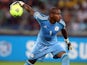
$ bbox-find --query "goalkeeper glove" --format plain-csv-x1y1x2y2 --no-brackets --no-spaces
64,38,72,50
18,1,25,6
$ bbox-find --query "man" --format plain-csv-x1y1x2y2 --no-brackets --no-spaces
17,1,72,65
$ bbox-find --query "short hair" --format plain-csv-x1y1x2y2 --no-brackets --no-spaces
49,7,60,13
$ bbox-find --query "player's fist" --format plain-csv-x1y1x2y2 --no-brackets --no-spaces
67,42,72,50
18,1,25,6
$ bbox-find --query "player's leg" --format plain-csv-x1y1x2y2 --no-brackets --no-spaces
61,52,69,65
24,43,38,65
24,42,47,65
24,54,46,65
51,44,70,65
56,52,70,65
24,59,37,65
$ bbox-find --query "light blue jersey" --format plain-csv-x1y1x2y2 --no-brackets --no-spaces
29,12,66,60
34,12,66,45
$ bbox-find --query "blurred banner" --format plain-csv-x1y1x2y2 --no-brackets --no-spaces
0,35,87,62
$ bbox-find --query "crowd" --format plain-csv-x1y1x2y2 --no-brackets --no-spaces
0,0,87,35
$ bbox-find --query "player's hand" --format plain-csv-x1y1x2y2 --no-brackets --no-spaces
67,42,72,50
64,38,72,50
10,1,19,7
18,1,25,6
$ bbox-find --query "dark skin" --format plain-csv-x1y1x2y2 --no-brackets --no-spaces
20,3,71,64
49,8,62,24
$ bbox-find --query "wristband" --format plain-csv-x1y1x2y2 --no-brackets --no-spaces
64,38,70,44
18,1,25,6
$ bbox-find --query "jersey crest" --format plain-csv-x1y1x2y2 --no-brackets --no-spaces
55,26,59,31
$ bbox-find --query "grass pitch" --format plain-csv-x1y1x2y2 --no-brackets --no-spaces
0,61,87,65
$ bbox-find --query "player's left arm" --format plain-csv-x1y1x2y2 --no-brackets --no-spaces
61,28,72,50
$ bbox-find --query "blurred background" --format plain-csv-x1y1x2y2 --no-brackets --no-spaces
0,0,87,65
0,0,87,35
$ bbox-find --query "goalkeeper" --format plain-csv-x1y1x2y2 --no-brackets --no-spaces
18,1,72,65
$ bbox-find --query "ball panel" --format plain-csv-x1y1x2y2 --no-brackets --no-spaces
10,3,23,17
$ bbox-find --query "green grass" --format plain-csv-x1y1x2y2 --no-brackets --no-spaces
0,61,87,65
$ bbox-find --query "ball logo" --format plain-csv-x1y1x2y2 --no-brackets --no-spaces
0,41,12,57
15,8,19,12
55,26,59,31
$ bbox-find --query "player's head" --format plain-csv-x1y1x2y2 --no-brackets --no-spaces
49,7,62,22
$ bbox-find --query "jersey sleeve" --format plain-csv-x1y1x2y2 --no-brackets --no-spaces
33,12,48,24
33,12,41,19
59,19,66,29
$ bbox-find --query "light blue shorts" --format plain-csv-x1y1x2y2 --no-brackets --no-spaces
28,42,66,60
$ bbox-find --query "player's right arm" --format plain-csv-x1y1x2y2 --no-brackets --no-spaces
18,1,34,16
18,1,48,24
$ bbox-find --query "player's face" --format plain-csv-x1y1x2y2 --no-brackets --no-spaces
49,9,62,22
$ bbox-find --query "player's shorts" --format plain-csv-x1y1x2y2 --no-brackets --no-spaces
28,42,66,60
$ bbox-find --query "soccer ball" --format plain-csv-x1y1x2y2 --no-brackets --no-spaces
10,3,23,17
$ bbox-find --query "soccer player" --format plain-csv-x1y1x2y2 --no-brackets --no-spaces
18,1,72,65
